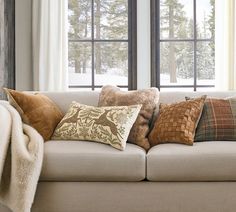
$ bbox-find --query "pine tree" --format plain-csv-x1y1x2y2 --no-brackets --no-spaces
160,0,189,83
68,0,91,73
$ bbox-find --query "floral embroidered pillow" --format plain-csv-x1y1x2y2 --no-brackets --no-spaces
52,102,141,150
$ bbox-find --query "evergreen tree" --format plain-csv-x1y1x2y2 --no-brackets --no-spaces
160,0,189,83
68,0,91,73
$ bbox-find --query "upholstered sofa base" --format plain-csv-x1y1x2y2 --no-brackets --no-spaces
1,181,236,212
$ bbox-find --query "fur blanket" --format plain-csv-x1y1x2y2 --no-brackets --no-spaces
0,101,44,212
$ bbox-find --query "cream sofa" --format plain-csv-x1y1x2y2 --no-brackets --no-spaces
1,91,236,212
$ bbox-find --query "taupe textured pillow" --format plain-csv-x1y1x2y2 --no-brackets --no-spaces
98,85,159,150
3,88,63,141
52,102,141,150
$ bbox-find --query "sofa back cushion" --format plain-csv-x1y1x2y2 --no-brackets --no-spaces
159,91,236,104
36,91,236,114
39,91,100,113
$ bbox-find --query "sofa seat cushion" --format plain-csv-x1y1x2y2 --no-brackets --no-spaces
147,141,236,181
40,140,146,182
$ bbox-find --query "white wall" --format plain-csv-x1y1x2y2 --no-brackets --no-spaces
15,0,150,90
15,0,33,90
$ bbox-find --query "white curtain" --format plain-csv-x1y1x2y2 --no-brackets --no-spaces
215,0,236,90
32,0,68,91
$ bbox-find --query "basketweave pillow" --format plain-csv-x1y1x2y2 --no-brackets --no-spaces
98,85,159,150
187,97,236,141
148,96,206,146
3,88,63,141
52,102,141,150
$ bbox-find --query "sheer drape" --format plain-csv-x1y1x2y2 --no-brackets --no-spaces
32,0,68,91
215,0,236,90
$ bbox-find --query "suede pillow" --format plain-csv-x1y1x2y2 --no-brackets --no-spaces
98,85,159,150
148,96,206,146
52,102,141,150
3,88,63,141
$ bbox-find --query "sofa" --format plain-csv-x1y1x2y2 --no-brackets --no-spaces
1,90,236,212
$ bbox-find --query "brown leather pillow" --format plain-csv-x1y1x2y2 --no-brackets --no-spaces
148,96,206,146
3,88,63,141
98,85,160,150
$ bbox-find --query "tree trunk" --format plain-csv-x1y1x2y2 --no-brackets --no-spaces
169,4,177,83
75,59,81,73
82,4,89,74
95,0,102,74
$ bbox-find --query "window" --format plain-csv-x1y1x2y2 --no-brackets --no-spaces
151,0,215,91
68,0,137,90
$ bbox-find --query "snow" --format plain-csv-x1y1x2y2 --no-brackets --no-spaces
69,73,128,86
160,73,215,86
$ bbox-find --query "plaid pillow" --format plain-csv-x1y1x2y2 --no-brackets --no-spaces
194,97,236,141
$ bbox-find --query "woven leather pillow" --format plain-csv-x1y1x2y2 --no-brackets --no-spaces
192,97,236,141
148,96,206,146
98,85,159,150
3,88,63,141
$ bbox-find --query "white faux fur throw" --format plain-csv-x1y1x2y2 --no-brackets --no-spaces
0,101,44,212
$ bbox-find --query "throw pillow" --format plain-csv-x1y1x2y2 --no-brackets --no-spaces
98,85,159,150
52,102,141,150
3,88,63,141
191,97,236,141
148,96,206,146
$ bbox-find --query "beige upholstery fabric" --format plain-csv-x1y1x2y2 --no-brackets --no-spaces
2,182,236,212
39,91,100,113
31,182,236,212
147,141,236,181
158,91,236,104
40,141,146,181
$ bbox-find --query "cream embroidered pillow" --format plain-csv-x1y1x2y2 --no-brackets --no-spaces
52,102,141,150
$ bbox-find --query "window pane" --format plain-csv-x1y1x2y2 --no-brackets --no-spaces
69,88,93,91
68,0,92,39
94,42,128,86
160,87,194,91
160,0,193,39
196,87,215,91
197,41,215,85
69,42,92,86
95,87,128,91
196,0,214,39
160,42,194,86
94,0,128,39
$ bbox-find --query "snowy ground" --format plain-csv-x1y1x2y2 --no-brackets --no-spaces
69,72,214,85
69,72,128,86
160,73,215,86
68,69,215,91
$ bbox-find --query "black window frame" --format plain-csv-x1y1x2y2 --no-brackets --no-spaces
68,0,137,90
151,0,215,91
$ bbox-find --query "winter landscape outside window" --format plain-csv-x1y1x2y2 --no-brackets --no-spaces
68,0,137,90
151,0,215,91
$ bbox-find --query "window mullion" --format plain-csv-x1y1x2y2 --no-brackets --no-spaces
193,0,197,91
91,0,95,90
